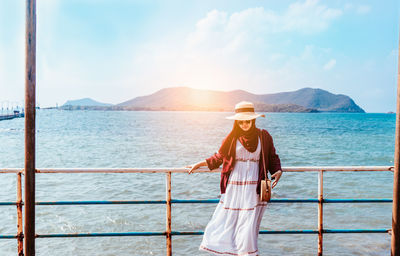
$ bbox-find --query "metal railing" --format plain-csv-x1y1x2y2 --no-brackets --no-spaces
0,166,394,256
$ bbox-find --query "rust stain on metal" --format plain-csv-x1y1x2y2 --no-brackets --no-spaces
318,170,324,256
25,0,37,255
391,26,400,256
17,172,24,256
166,172,172,256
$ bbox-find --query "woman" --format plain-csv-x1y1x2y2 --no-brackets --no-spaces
187,101,282,256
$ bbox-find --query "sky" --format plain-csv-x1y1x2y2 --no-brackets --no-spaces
0,0,399,112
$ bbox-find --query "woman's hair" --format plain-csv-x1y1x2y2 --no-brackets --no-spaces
218,119,259,159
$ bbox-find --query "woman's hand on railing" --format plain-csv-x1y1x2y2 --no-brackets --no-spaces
186,161,207,174
271,170,282,188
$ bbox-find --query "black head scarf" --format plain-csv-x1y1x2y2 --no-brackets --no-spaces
217,119,260,173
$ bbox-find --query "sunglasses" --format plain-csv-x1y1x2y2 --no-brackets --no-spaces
238,120,251,125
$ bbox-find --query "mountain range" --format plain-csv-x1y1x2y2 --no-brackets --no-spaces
62,87,365,113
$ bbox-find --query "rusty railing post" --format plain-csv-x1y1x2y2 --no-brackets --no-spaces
17,172,24,256
318,170,324,256
166,172,172,256
392,26,400,256
25,0,36,255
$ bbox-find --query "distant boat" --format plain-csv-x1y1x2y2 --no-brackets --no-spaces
14,110,25,117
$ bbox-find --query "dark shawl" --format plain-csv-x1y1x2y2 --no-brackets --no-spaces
206,121,281,194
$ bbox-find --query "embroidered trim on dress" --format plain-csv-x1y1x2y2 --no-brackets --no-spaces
228,180,258,185
218,201,267,210
200,245,258,255
224,206,255,211
235,158,259,162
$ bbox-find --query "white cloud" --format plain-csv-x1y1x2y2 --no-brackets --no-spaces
344,3,353,11
283,0,342,33
356,5,371,15
0,0,369,108
343,3,371,15
187,0,342,52
172,0,344,94
103,0,346,102
323,59,336,70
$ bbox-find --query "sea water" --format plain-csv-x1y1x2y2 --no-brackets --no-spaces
0,110,395,255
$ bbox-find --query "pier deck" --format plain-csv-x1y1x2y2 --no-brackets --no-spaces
0,112,24,121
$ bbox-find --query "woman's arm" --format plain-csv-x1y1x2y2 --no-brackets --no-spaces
187,161,207,174
187,150,225,174
187,137,226,174
271,170,282,188
205,152,224,170
268,136,282,175
265,130,282,188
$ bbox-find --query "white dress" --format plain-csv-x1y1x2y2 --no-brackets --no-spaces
200,138,267,256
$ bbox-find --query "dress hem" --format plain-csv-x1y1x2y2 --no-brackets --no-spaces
199,245,258,256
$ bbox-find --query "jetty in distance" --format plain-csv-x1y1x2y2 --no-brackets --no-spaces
0,109,24,121
0,101,26,121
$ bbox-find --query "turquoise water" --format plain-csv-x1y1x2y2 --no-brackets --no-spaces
0,110,395,255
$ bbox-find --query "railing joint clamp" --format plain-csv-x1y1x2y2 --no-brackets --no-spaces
16,232,24,239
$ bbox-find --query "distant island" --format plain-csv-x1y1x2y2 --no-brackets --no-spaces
63,98,113,107
60,87,365,113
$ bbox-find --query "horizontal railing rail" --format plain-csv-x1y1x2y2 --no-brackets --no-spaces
0,198,393,206
0,166,394,173
0,166,394,256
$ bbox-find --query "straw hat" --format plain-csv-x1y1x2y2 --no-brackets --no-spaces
226,101,265,120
